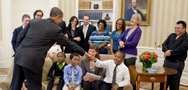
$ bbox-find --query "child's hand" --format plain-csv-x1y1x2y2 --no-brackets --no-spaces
83,76,89,81
111,84,119,90
89,77,95,82
53,78,60,85
68,85,72,90
72,84,78,90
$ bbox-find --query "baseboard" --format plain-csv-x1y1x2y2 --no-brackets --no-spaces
0,61,12,68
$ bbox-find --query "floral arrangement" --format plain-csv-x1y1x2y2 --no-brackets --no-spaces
139,51,158,64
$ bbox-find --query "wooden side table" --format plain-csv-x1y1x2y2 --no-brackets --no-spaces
129,65,177,90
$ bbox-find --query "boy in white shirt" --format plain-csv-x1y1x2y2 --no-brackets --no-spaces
92,51,130,90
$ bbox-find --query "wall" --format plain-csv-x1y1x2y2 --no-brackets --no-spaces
0,0,2,41
59,0,77,25
11,0,51,32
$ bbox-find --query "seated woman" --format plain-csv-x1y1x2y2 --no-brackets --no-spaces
88,19,110,54
110,18,126,55
64,16,82,53
81,44,103,90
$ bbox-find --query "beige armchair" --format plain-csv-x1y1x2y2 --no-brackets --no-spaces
0,54,133,90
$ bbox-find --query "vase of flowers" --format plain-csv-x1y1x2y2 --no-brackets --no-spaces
139,51,158,69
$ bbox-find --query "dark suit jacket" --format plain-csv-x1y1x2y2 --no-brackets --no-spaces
11,26,23,52
57,20,66,51
64,27,82,53
124,8,145,21
15,18,85,74
162,32,188,61
58,20,66,34
81,59,103,80
79,24,96,51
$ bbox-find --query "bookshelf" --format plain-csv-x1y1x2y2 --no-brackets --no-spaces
76,0,114,33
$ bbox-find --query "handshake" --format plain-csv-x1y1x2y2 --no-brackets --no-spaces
85,53,96,62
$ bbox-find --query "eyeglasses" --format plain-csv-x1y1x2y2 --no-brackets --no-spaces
116,23,122,26
36,14,42,17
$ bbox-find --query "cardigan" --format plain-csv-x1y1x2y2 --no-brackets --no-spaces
118,27,142,55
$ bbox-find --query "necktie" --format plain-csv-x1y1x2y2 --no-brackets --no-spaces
112,65,117,87
84,26,87,39
72,67,75,84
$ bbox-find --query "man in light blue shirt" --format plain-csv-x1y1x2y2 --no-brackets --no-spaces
63,53,82,90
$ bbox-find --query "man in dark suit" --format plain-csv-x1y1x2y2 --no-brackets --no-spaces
11,14,31,52
124,0,145,21
58,20,66,51
10,7,91,90
79,15,96,51
160,21,188,90
58,20,66,33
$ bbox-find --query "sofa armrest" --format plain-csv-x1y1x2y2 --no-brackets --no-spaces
42,82,47,90
123,84,133,90
0,81,10,90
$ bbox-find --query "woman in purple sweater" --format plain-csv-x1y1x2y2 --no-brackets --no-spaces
118,14,142,67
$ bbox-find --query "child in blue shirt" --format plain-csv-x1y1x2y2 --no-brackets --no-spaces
63,53,82,90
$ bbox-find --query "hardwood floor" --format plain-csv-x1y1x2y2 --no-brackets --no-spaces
0,68,188,90
140,82,188,90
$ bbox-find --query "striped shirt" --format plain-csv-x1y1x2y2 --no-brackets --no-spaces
89,30,110,54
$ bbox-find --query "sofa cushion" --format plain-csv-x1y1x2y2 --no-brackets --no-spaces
42,57,52,81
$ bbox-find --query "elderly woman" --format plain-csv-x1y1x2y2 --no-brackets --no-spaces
110,18,126,55
118,14,142,67
89,19,110,54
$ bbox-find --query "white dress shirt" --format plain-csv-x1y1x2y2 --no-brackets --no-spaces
83,24,89,33
83,24,89,38
132,7,138,14
95,59,130,87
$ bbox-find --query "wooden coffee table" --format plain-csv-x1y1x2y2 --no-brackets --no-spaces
129,65,177,90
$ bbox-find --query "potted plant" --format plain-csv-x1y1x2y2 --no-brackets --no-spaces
139,51,158,68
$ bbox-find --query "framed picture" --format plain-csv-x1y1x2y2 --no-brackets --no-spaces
121,0,151,25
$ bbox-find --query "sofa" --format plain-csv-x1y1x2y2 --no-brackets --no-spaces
0,54,133,90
